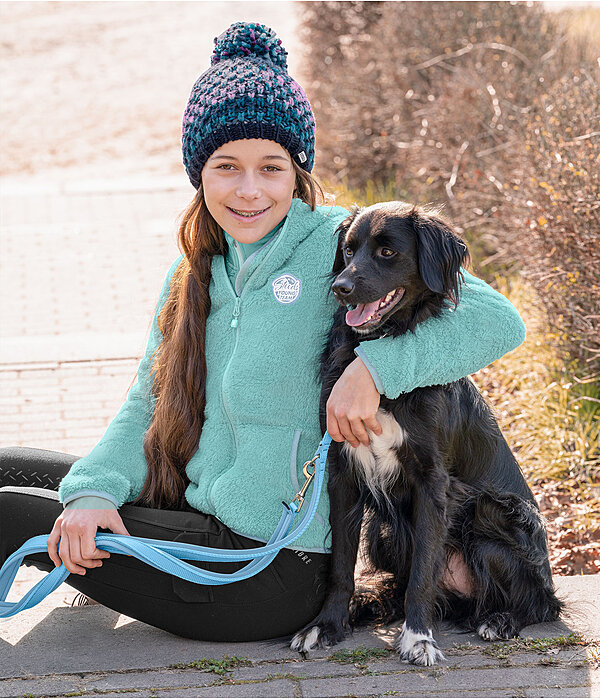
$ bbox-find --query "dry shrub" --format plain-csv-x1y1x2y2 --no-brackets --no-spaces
299,0,599,372
508,68,599,370
301,1,579,200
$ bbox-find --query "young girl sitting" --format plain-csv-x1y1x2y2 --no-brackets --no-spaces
0,21,526,642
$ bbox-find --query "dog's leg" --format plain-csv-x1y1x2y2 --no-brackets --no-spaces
291,443,362,653
464,493,563,640
394,455,447,666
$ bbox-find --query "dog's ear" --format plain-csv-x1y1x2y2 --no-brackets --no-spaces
412,209,470,306
332,206,361,274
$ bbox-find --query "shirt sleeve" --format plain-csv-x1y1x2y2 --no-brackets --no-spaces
57,255,185,507
354,269,526,399
64,495,118,510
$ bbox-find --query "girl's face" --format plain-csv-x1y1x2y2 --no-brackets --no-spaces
201,139,296,244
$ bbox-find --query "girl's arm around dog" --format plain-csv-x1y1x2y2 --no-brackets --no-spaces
354,270,526,399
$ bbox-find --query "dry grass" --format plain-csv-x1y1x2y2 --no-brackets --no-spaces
473,273,600,575
557,6,600,57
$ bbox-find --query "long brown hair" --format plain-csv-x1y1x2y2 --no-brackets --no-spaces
133,161,327,508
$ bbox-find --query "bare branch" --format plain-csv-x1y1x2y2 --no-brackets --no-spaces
446,141,469,199
476,140,519,157
414,42,532,71
564,131,600,144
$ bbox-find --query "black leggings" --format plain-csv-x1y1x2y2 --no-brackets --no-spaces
0,446,331,641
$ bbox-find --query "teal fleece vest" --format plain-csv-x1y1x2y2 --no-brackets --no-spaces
58,198,526,552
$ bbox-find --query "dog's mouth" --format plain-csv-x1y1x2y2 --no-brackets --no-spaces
345,287,406,329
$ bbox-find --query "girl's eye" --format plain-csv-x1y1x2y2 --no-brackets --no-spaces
380,248,397,258
216,164,282,172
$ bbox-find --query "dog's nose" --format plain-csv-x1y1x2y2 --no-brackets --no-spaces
332,278,355,298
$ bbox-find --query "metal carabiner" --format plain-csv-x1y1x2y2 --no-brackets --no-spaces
290,454,319,512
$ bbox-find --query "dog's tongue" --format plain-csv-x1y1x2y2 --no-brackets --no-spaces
345,299,381,327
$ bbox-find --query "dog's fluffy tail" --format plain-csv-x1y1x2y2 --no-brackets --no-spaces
349,574,405,626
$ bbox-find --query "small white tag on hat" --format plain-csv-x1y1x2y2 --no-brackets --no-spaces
297,151,307,164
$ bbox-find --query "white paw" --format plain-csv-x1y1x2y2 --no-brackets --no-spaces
477,622,501,641
290,625,321,653
394,622,445,666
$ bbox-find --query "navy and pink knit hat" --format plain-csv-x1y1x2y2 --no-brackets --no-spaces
182,22,316,190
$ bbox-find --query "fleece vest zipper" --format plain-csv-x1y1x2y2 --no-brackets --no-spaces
213,228,286,511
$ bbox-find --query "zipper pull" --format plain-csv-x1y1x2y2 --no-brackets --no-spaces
231,297,241,328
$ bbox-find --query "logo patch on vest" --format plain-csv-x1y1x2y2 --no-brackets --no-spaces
272,274,301,304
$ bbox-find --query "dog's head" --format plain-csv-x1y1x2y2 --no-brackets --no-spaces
330,202,470,335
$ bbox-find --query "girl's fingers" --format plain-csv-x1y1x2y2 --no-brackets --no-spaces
363,415,383,436
47,524,62,568
337,417,359,448
80,532,110,561
326,410,343,443
107,511,131,537
59,532,86,576
349,418,370,447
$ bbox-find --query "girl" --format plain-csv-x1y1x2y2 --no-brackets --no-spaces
0,22,526,642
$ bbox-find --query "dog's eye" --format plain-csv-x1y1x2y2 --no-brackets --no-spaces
380,248,397,258
344,247,354,257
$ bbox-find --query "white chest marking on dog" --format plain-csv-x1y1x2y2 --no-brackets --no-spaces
342,409,407,502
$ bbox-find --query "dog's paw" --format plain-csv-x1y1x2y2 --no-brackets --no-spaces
290,625,323,653
290,619,348,654
394,622,445,666
477,612,518,641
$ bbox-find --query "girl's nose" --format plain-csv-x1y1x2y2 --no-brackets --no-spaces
235,172,261,199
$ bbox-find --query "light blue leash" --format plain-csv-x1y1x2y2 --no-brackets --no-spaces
0,432,332,618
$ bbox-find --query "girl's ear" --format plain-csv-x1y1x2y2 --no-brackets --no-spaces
332,206,361,274
412,210,470,306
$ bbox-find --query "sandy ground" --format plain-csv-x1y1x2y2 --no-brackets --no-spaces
0,1,302,180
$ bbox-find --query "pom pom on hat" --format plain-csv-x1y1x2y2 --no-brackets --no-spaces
211,22,288,70
182,21,315,189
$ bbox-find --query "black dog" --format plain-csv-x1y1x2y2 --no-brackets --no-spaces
291,202,562,665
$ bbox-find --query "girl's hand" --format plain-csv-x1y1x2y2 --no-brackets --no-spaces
327,357,383,448
47,509,130,575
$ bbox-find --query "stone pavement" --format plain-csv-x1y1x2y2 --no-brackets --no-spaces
1,170,599,697
0,568,598,698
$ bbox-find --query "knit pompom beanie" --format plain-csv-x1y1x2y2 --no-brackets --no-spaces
181,22,316,190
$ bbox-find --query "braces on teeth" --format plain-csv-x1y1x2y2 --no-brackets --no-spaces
230,207,267,217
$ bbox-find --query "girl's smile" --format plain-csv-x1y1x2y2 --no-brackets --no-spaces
201,139,296,244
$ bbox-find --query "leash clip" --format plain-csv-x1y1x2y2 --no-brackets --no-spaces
290,455,319,512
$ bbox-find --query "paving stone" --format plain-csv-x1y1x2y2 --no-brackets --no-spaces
378,691,519,698
230,657,358,682
79,668,221,692
298,664,592,696
367,652,501,672
523,688,592,698
144,678,298,697
0,675,82,698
